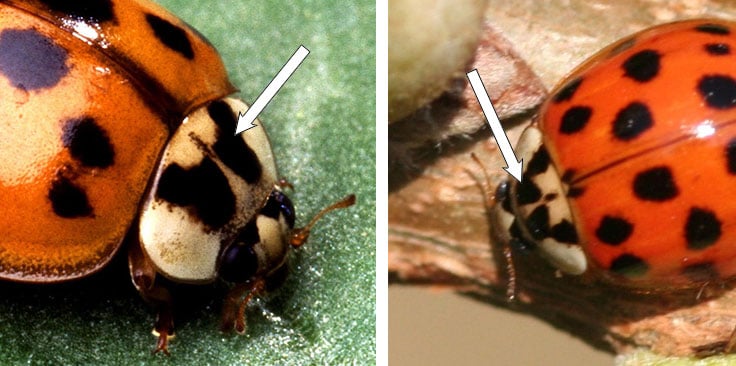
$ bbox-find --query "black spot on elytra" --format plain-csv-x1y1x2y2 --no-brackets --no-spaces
726,138,736,174
38,0,115,23
567,186,585,198
685,207,722,250
49,175,92,218
561,170,576,183
526,205,550,241
62,117,114,168
695,23,731,35
550,220,579,243
622,50,660,82
562,170,586,196
633,166,679,201
609,253,649,278
699,75,736,109
207,101,263,184
681,262,719,282
559,106,592,134
0,29,68,90
145,13,194,59
595,215,633,245
552,77,582,103
260,190,296,228
525,147,550,177
155,157,235,229
608,37,636,58
612,102,653,141
219,220,260,283
705,43,731,55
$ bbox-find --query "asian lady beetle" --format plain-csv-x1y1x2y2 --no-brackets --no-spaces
492,19,736,288
0,0,353,355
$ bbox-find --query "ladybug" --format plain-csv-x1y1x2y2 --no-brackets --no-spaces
492,19,736,288
0,0,354,354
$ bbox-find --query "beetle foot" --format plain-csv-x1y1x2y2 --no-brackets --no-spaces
151,328,174,356
221,279,265,334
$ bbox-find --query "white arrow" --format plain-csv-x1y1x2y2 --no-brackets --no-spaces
466,69,523,182
235,45,310,135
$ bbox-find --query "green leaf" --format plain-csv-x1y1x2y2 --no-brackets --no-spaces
0,1,375,364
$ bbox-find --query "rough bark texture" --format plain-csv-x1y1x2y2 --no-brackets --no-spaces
389,0,736,358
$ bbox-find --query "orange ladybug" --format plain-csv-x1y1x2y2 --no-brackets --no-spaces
0,0,353,354
493,19,736,287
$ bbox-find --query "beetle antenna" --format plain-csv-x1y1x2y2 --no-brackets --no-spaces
290,194,356,247
470,153,518,302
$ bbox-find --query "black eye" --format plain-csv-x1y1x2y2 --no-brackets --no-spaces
220,243,258,283
219,220,260,283
261,190,295,228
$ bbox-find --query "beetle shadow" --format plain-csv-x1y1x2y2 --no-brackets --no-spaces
0,248,222,347
0,242,324,358
0,249,136,304
473,219,736,355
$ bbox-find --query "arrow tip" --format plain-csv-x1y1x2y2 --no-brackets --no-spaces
504,159,523,183
235,111,258,135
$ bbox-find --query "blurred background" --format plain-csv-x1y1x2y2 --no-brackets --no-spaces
389,287,612,365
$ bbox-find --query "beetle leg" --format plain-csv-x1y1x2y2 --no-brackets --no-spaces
128,238,174,355
221,278,265,334
277,177,294,191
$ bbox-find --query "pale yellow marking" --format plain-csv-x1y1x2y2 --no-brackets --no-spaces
515,126,587,275
139,202,220,282
139,98,278,282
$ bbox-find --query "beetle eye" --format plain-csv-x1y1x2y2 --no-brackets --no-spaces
220,243,258,283
261,190,295,228
219,222,259,283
